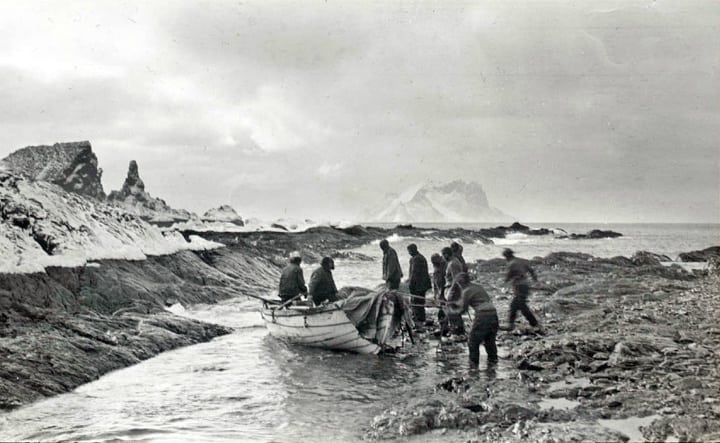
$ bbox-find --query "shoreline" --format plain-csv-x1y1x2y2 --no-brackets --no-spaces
1,227,718,441
367,250,720,442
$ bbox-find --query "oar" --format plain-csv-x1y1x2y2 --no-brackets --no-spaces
277,293,304,310
244,293,281,305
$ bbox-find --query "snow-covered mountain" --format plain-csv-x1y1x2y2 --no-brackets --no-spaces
365,180,511,223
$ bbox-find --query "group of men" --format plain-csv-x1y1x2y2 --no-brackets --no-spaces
380,240,541,368
277,240,541,368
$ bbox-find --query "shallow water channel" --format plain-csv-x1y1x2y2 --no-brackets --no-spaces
0,293,510,442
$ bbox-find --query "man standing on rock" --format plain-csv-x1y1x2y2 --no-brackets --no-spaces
380,239,403,290
407,243,432,329
278,251,308,303
502,248,541,331
447,273,499,368
309,257,339,305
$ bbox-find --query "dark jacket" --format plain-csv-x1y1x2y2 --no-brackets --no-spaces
460,283,497,328
383,247,403,282
408,253,432,294
278,263,307,298
309,267,338,305
505,258,538,287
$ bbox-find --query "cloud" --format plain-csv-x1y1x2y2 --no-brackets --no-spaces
0,0,717,222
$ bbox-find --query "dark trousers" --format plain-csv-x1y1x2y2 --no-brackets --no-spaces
386,277,401,290
468,311,499,365
446,283,465,334
409,289,426,323
448,313,465,335
509,284,538,327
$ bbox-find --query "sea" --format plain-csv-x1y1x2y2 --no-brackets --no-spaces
0,223,717,443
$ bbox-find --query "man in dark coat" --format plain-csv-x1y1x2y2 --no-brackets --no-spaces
309,257,339,305
503,248,540,331
380,239,403,289
447,272,498,368
278,251,308,303
406,243,432,326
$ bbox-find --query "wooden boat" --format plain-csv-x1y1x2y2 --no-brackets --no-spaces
260,291,409,354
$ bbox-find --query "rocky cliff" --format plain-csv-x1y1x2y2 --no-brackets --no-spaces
0,141,105,199
107,160,192,224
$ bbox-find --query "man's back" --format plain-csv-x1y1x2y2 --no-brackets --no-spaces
409,253,431,292
462,283,496,314
505,258,537,286
279,263,305,297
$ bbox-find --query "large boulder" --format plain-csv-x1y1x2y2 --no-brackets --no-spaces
679,246,720,262
201,205,244,226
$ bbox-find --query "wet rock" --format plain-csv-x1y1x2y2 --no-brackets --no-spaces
630,251,671,266
678,246,720,262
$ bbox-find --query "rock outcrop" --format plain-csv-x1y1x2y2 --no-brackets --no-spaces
679,246,720,262
1,141,105,199
201,205,244,226
107,160,192,225
0,169,216,274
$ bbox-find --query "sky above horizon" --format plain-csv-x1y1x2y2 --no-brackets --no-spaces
0,0,718,223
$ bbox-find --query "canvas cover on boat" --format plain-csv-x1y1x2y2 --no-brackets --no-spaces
342,288,411,343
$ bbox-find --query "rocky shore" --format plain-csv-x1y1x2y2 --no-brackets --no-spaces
0,221,543,411
367,250,720,442
0,219,646,413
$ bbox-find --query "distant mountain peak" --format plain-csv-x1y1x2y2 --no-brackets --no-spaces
202,205,244,226
365,180,510,223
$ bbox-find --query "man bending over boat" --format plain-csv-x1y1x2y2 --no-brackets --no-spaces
278,251,308,303
447,273,499,368
380,239,403,290
309,257,339,305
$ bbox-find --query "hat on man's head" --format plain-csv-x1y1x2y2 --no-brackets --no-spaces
502,248,514,259
289,251,302,259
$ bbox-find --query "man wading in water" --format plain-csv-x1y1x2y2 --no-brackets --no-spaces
447,273,499,368
502,248,543,332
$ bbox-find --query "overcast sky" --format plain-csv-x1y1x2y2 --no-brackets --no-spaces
0,0,718,223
